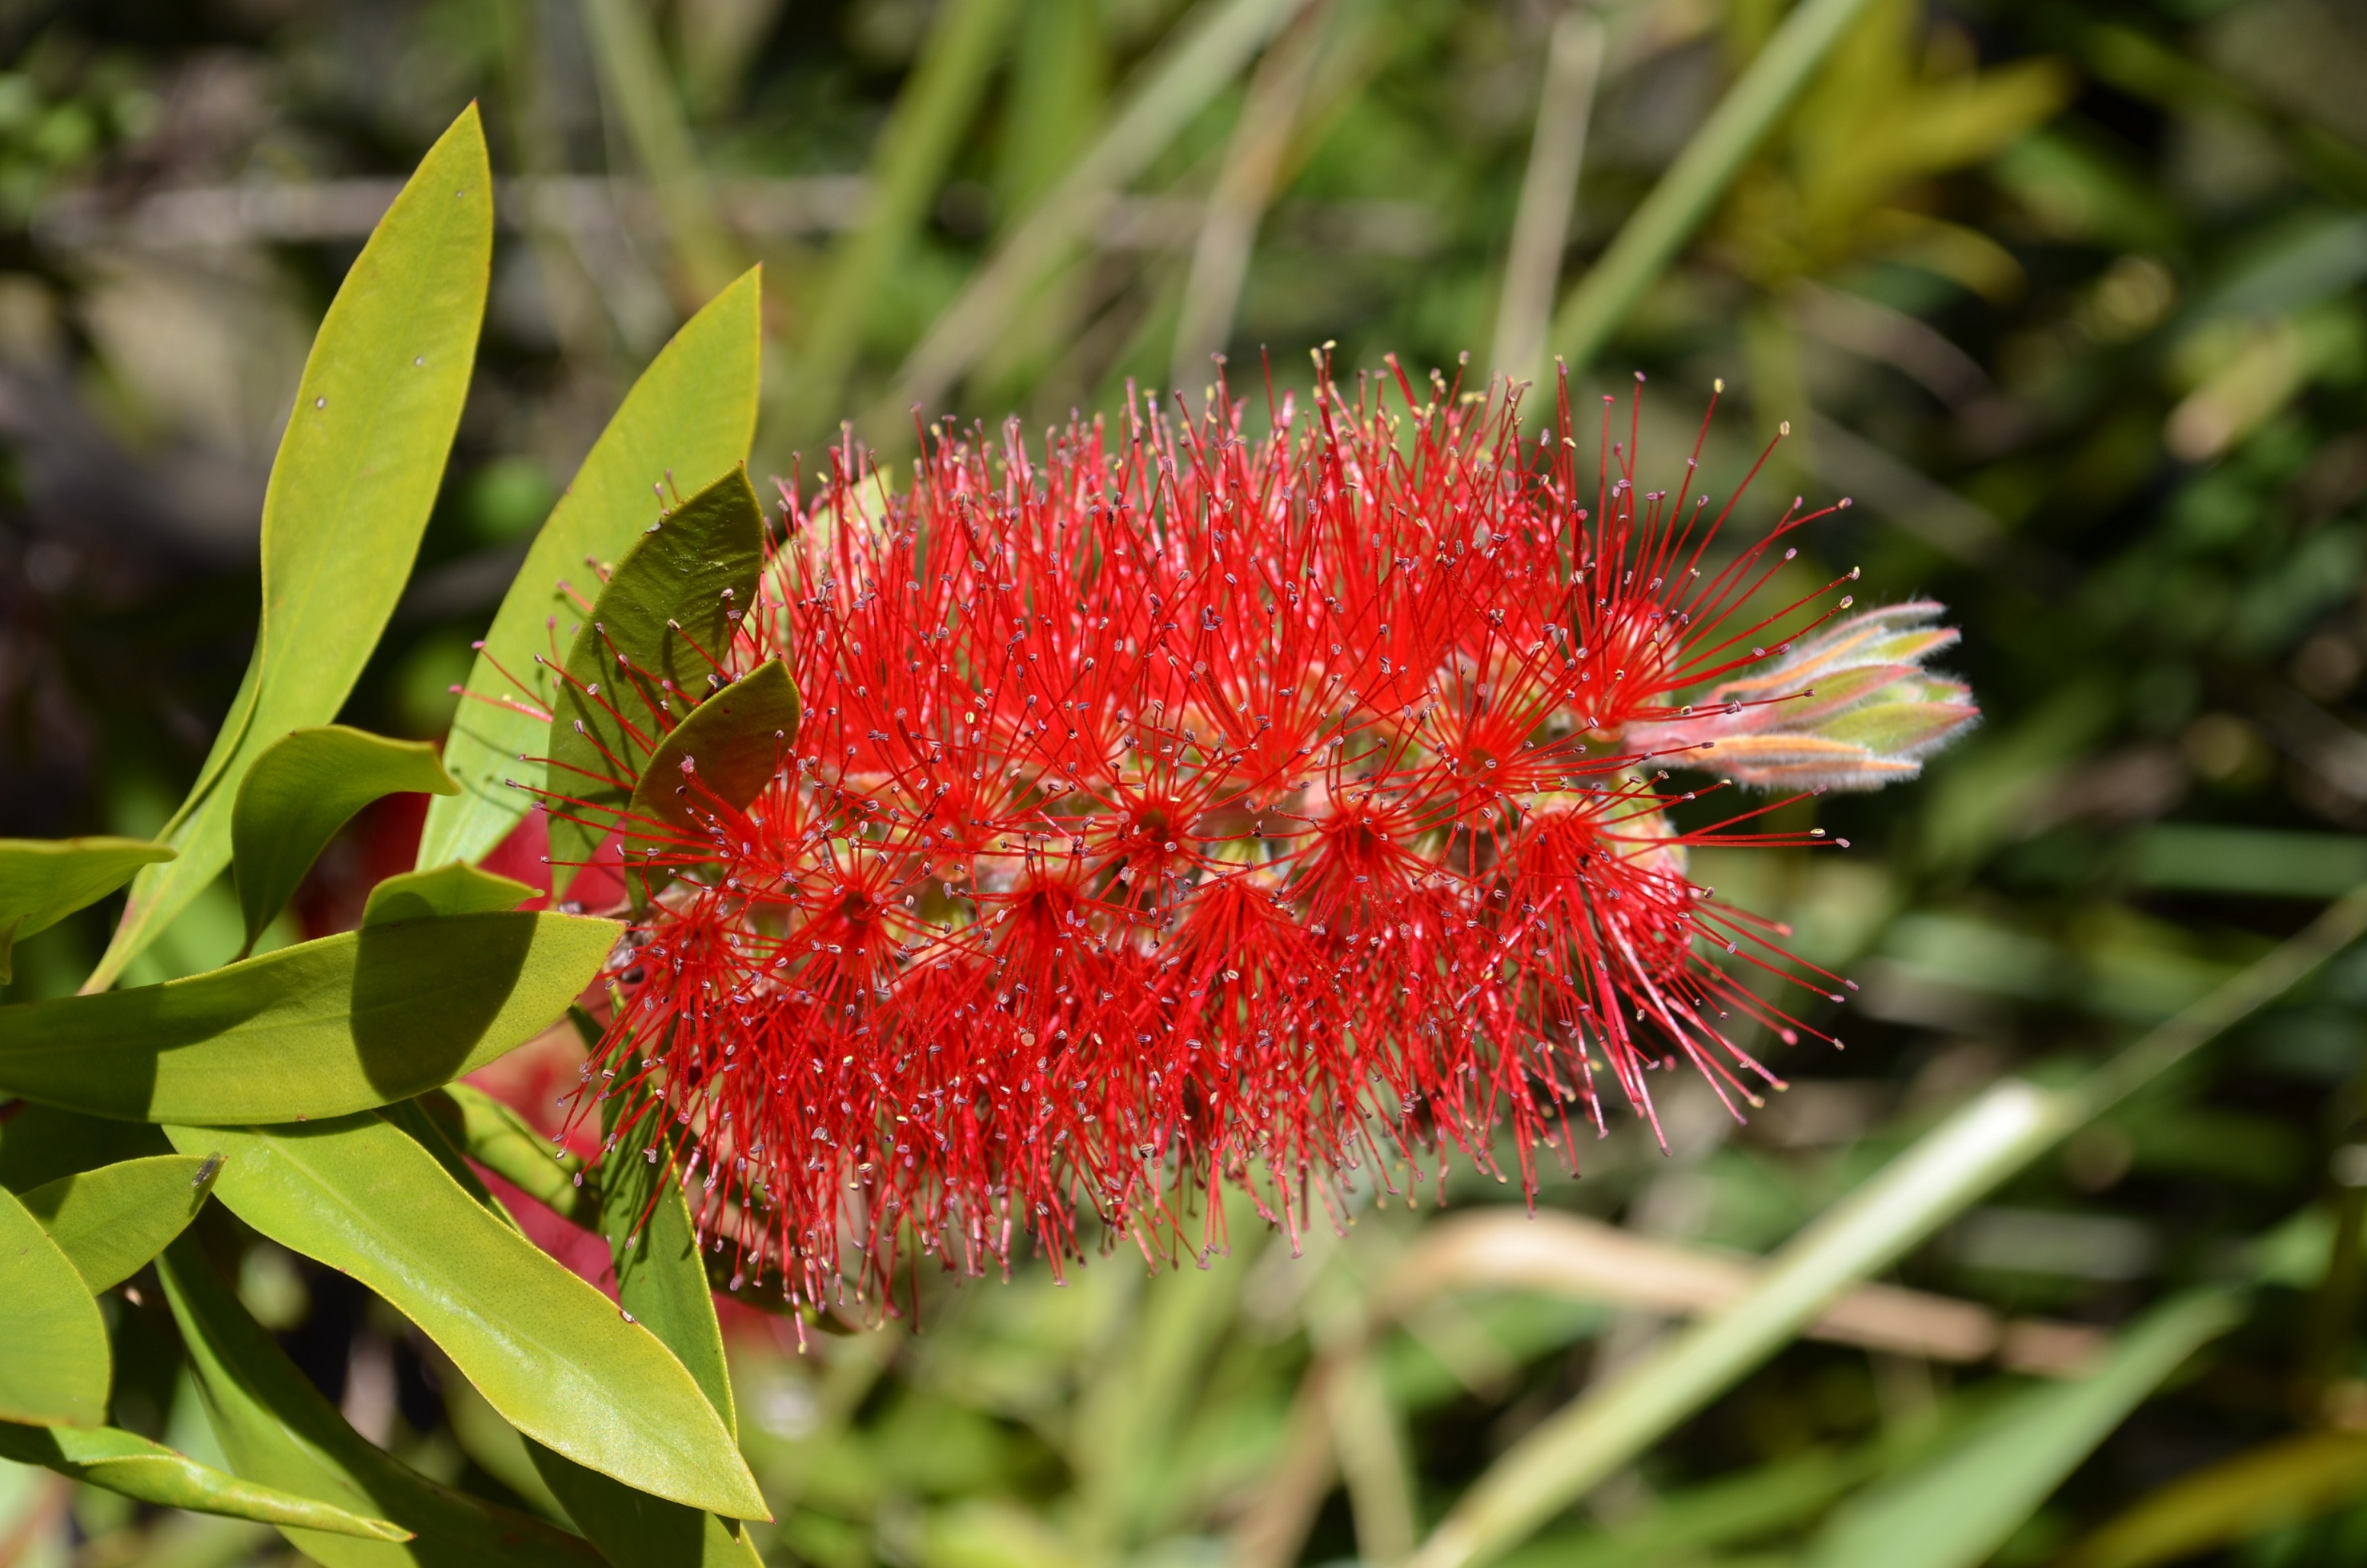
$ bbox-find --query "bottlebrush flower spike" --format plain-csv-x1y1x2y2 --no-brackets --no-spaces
1624,601,1978,790
540,362,1975,1315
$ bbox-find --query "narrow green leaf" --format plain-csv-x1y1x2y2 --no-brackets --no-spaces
628,658,800,844
1547,0,1883,375
400,1092,766,1568
417,1083,592,1224
2060,1430,2367,1568
520,1099,767,1568
92,105,493,990
1802,1289,2248,1568
0,1182,109,1427
599,1098,737,1438
20,1153,212,1293
0,1418,412,1541
234,726,457,956
167,1113,768,1519
0,838,175,981
545,467,764,892
156,1236,601,1567
0,912,615,1125
421,273,764,872
531,1455,767,1568
364,864,538,927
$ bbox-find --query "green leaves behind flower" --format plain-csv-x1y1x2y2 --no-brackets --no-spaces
0,1419,412,1542
0,1181,109,1427
416,1081,592,1224
0,836,174,983
1628,600,1978,790
92,106,492,991
166,1111,768,1520
628,657,800,846
545,467,765,893
233,725,457,956
0,912,615,1124
422,269,765,872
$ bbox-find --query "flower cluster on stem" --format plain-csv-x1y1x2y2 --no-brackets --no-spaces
552,360,1974,1315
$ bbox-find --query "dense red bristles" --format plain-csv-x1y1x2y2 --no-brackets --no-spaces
549,364,1888,1316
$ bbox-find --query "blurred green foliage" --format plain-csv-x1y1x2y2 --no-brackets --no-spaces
6,0,2367,1563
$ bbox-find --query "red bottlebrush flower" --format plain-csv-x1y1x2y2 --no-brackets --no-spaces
548,363,1975,1315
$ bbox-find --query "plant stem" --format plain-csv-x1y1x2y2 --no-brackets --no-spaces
1547,0,1880,378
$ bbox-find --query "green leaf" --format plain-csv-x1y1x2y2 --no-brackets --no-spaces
544,467,764,892
407,1087,764,1568
416,1083,592,1224
0,1181,109,1427
234,726,457,956
599,1097,737,1438
166,1112,768,1520
2060,1430,2367,1568
19,1153,213,1292
0,912,614,1125
90,105,493,991
1802,1289,2248,1568
531,1456,768,1568
521,1101,767,1568
421,272,765,872
156,1236,601,1567
364,864,538,927
0,1418,412,1541
0,837,175,983
627,658,800,844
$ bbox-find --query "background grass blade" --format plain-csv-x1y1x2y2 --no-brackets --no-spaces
1489,7,1603,388
231,727,455,956
168,1113,768,1519
1405,883,2367,1568
156,1236,602,1566
1403,1081,2070,1568
786,0,1019,439
420,270,764,872
90,105,492,990
1801,1289,2247,1568
580,0,740,302
0,1419,412,1541
1547,0,1881,378
18,1153,211,1292
0,912,615,1124
2059,1430,2367,1568
0,1182,110,1428
881,0,1309,427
